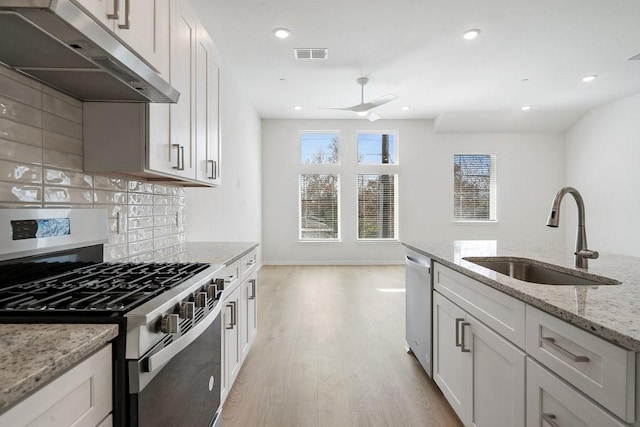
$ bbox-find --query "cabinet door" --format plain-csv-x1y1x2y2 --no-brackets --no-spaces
222,285,241,402
169,0,196,179
433,292,469,423
114,0,170,75
194,29,221,185
468,315,526,427
75,0,114,28
240,274,257,359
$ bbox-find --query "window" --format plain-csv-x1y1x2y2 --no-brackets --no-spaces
299,174,339,240
300,132,338,164
453,154,496,221
358,174,397,239
357,132,396,164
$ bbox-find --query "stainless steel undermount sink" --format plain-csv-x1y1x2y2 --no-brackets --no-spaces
462,256,621,286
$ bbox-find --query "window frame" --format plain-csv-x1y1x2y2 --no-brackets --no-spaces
453,153,497,223
298,131,341,166
298,173,341,242
356,130,399,165
356,173,399,241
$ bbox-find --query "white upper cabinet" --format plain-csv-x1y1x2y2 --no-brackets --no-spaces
194,28,221,185
83,0,223,187
76,0,170,76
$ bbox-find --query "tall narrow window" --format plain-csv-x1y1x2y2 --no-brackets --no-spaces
453,154,496,221
358,174,397,239
300,133,338,164
299,174,339,240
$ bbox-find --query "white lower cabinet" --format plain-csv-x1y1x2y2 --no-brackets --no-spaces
0,344,112,427
527,358,627,427
433,291,526,427
222,284,241,402
240,272,258,359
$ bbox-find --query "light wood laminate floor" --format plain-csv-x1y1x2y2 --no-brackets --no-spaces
222,265,462,427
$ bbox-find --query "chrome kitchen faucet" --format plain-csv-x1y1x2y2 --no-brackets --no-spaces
546,187,599,268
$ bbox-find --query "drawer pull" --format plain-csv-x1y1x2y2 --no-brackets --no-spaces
542,413,561,427
542,337,590,362
460,322,471,352
455,318,464,347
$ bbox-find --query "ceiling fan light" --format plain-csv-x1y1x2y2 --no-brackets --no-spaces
356,111,368,116
366,112,381,122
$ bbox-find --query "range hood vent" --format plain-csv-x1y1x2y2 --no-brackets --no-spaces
0,1,179,103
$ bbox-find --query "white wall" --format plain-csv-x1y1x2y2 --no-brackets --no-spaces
262,119,565,264
185,69,262,253
565,92,640,256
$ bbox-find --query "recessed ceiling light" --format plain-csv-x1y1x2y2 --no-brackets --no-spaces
401,105,411,111
582,75,598,83
521,105,532,111
463,29,481,40
293,105,302,111
273,28,291,39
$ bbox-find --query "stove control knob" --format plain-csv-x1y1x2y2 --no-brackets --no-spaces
161,314,180,334
180,301,195,319
207,284,219,300
196,292,208,308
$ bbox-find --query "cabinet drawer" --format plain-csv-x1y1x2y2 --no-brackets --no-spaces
239,250,257,278
223,262,240,288
1,345,112,427
527,358,627,427
434,263,526,348
526,306,635,422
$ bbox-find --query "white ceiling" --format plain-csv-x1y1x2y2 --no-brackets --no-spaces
190,0,640,132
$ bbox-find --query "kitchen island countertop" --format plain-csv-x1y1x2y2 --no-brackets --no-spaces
0,323,119,413
404,240,640,352
185,242,258,265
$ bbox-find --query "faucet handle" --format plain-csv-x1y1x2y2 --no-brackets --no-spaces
575,249,599,259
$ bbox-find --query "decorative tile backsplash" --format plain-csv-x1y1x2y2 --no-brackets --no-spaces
0,65,186,262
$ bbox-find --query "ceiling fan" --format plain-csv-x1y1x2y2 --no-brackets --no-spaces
326,77,398,121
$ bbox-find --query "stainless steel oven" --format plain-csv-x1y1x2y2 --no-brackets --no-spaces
0,209,225,427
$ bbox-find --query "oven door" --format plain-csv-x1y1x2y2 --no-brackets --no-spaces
128,307,222,427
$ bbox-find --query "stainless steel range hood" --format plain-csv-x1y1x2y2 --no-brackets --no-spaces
0,0,179,103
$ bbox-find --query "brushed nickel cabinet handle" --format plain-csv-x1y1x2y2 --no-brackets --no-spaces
226,302,236,329
542,413,561,427
207,160,217,179
231,301,237,327
107,0,119,19
542,337,590,362
460,322,471,352
172,144,181,170
179,146,185,170
118,0,130,29
455,318,464,347
248,279,256,300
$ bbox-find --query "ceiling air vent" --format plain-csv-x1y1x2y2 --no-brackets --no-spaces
628,53,640,61
294,48,328,59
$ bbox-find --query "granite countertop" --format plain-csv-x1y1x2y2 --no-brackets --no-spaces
185,242,258,266
403,240,640,352
0,323,118,413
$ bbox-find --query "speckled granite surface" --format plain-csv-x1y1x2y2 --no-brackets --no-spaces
185,242,258,265
0,323,118,413
403,240,640,351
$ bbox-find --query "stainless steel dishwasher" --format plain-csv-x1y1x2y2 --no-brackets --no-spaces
405,249,432,377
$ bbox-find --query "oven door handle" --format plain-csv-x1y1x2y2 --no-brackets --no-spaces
146,305,221,373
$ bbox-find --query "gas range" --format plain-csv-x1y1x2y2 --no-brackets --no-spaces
0,209,225,427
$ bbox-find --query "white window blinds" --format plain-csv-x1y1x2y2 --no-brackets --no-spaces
299,174,339,240
453,154,496,221
358,174,397,239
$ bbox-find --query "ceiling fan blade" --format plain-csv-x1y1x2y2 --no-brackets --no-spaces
367,94,398,109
